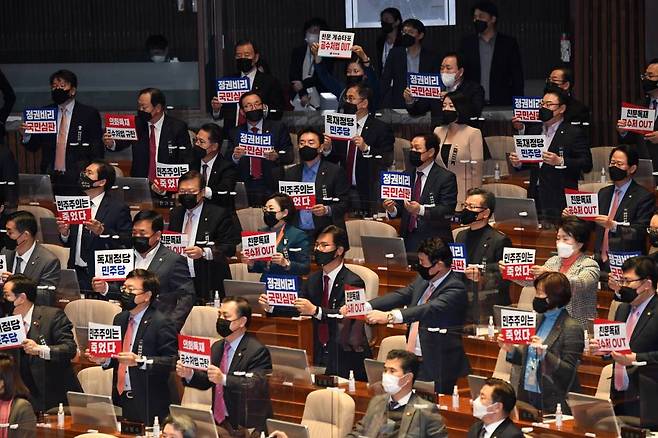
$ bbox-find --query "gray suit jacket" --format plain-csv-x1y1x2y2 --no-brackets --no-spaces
7,398,37,438
2,243,60,305
347,392,448,438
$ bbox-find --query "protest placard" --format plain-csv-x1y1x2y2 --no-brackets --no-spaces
104,114,137,141
265,275,299,307
565,189,598,220
324,113,357,140
216,77,251,104
318,31,355,58
407,73,442,99
23,108,57,134
500,308,536,344
380,171,412,201
241,231,276,261
512,96,541,122
501,247,536,281
178,334,212,370
94,249,134,281
88,322,122,358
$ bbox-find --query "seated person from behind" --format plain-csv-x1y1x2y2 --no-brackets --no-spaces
0,353,37,436
162,414,197,438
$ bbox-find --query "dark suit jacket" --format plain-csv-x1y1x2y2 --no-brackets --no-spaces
190,156,239,211
185,333,273,430
23,101,103,193
114,113,192,178
0,69,16,139
106,306,177,424
375,33,403,75
369,271,470,392
284,160,350,236
564,96,591,125
618,97,658,166
18,305,81,412
288,44,333,93
168,202,241,302
407,79,485,128
455,225,513,317
611,296,658,429
394,163,457,251
6,397,36,438
0,146,19,208
2,243,61,306
326,115,394,210
226,119,294,191
518,121,592,221
250,224,310,279
213,71,284,124
380,46,440,109
459,33,524,106
506,309,584,414
467,418,523,438
594,180,654,258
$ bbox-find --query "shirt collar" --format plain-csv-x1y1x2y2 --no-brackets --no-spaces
323,262,344,287
614,178,633,194
23,304,35,327
246,119,264,131
484,418,506,434
416,160,434,176
543,306,563,320
135,242,161,261
632,293,655,315
202,153,218,168
150,114,165,130
227,332,245,352
304,158,321,173
186,200,205,216
357,114,369,126
60,99,76,114
17,241,37,260
90,191,105,207
243,68,258,86
130,305,148,325
430,269,451,289
390,390,413,407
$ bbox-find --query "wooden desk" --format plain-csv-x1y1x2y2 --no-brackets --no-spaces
248,315,315,365
37,416,132,437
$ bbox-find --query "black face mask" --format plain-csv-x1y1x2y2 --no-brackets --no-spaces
263,211,279,228
179,194,199,210
51,88,70,105
119,291,138,311
78,174,98,191
642,78,658,94
345,75,364,88
458,209,479,225
442,110,458,124
245,109,264,123
414,262,435,281
342,102,358,115
473,19,488,34
314,249,337,266
408,150,424,168
132,236,152,254
618,285,641,303
608,166,628,182
193,145,207,160
532,297,550,314
650,234,658,247
544,82,569,96
400,34,416,48
3,234,16,251
538,107,555,122
1,299,15,316
137,110,152,123
236,58,253,73
299,146,319,162
381,21,394,34
216,318,235,338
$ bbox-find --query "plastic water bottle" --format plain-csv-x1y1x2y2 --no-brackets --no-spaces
452,385,459,408
487,316,495,339
600,167,606,183
494,163,501,181
57,403,65,428
213,291,220,308
583,330,590,353
152,416,160,436
348,370,356,392
555,403,563,427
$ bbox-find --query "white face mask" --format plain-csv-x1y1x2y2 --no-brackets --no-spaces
556,241,574,258
305,33,319,44
441,72,457,88
381,372,404,395
151,55,166,63
472,397,492,419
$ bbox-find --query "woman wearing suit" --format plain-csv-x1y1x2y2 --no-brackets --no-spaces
433,92,484,206
0,353,36,438
498,271,584,414
247,193,310,280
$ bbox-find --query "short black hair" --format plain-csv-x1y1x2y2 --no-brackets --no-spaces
647,58,658,67
178,170,206,190
162,415,197,438
239,90,262,109
49,69,78,88
139,87,166,110
89,159,116,191
411,132,439,158
132,210,164,233
401,18,426,36
609,144,640,168
380,7,402,24
558,216,590,251
265,192,297,223
622,256,658,289
126,269,160,299
534,271,572,309
7,211,37,237
417,237,452,268
347,82,373,102
0,353,29,401
472,1,499,18
466,187,496,214
297,127,324,144
386,349,419,380
485,377,516,414
544,88,568,106
552,66,574,86
198,123,223,145
6,274,37,303
222,296,252,327
445,91,474,123
317,225,349,255
145,34,168,51
302,17,328,34
443,51,463,70
234,39,259,54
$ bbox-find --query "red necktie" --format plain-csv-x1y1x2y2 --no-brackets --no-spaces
148,124,157,181
318,275,330,345
346,140,357,185
250,126,263,179
601,188,621,262
116,317,136,395
213,343,231,424
408,171,423,232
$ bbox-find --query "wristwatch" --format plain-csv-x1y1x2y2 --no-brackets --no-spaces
386,312,395,324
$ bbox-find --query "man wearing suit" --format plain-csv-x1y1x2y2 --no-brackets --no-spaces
510,90,592,223
459,1,523,106
87,269,177,425
347,350,447,438
284,128,350,240
591,256,658,429
211,39,284,125
545,67,590,125
2,274,81,412
226,91,293,206
92,210,195,330
468,378,524,438
177,297,273,435
1,211,60,306
361,237,470,393
103,88,192,189
191,123,238,212
259,225,369,379
380,18,440,109
383,133,458,254
405,52,486,128
168,171,240,303
19,69,103,195
57,160,132,294
456,188,512,323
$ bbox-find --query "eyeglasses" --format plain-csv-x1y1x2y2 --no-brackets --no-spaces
120,286,146,294
314,242,335,250
178,190,200,195
539,101,560,108
641,73,658,81
462,203,486,211
617,278,645,286
647,227,658,235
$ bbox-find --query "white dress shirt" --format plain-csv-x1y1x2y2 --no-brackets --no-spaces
62,192,105,267
201,154,218,199
482,418,506,438
180,201,213,277
149,114,165,160
13,241,37,274
134,243,161,270
315,262,344,320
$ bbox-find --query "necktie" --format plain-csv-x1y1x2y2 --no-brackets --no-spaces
202,163,209,183
651,100,657,110
614,306,641,390
407,171,423,233
213,343,232,424
405,283,436,353
54,108,67,171
250,126,263,179
346,139,357,186
318,275,330,345
601,188,621,262
116,317,136,395
388,400,400,411
148,124,157,181
14,257,23,274
478,426,487,438
183,211,195,242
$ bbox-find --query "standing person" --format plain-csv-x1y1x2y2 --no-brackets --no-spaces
375,7,403,74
